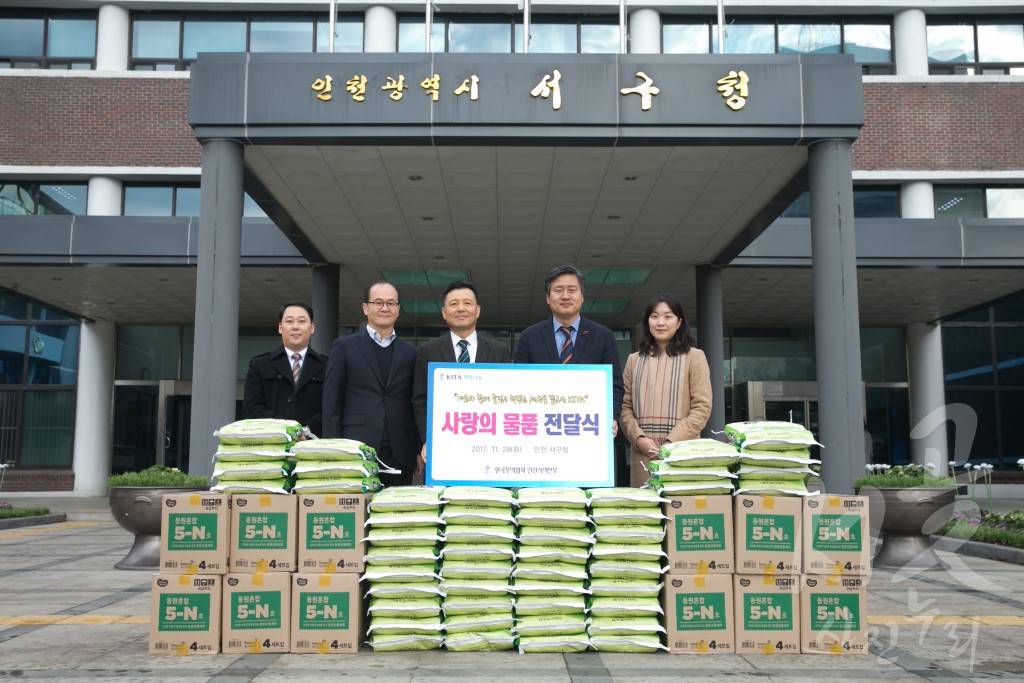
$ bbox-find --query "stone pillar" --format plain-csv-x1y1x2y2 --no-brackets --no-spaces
629,9,661,54
696,265,725,438
809,139,865,494
95,4,130,71
907,323,948,471
87,176,122,216
364,6,397,53
901,180,935,219
188,139,244,480
894,9,929,77
72,319,116,496
312,264,340,360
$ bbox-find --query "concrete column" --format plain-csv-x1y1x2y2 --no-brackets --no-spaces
312,264,340,359
188,139,244,481
86,176,122,216
72,319,116,496
629,9,661,54
95,4,130,71
901,181,935,219
907,323,948,471
696,265,725,438
364,6,397,53
809,139,865,495
894,8,929,77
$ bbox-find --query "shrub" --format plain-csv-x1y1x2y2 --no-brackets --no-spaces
107,465,208,488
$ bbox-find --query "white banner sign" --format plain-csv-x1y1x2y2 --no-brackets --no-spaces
424,363,614,487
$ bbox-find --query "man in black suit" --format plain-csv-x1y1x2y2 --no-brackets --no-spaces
242,302,326,438
514,263,624,435
323,281,418,486
412,280,513,473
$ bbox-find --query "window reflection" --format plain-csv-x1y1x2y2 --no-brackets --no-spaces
27,324,78,385
986,189,1024,218
778,24,840,55
525,22,576,53
250,16,313,52
844,24,892,62
183,14,247,59
124,186,173,216
716,23,774,54
47,13,96,57
580,23,617,53
316,16,363,52
0,326,26,384
448,20,510,53
663,23,709,54
0,14,44,57
977,24,1024,62
927,24,976,62
132,15,180,58
0,182,86,215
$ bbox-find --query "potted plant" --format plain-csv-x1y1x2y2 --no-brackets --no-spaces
108,465,209,570
854,463,956,571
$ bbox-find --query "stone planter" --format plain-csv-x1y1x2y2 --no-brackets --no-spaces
108,486,207,570
857,486,957,571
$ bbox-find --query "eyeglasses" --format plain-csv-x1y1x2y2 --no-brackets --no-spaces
367,300,400,310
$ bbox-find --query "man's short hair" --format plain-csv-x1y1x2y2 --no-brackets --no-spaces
544,263,586,295
441,280,479,303
279,301,314,322
364,280,401,303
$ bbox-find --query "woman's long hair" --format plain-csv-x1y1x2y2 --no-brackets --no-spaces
638,294,696,357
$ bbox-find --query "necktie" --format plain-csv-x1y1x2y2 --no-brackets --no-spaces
457,339,470,363
559,325,574,364
291,353,302,385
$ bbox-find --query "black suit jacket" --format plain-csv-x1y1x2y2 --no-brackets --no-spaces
322,329,419,469
412,333,513,442
242,346,326,437
514,317,624,419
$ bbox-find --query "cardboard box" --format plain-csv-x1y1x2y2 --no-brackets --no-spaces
160,492,230,574
297,494,368,573
230,494,297,572
149,574,222,655
734,494,802,575
221,572,291,653
733,575,801,655
662,574,735,654
803,495,870,575
800,575,869,654
663,496,734,574
290,573,364,654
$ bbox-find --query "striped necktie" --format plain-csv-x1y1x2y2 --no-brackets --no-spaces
291,353,302,385
558,325,574,364
457,339,470,363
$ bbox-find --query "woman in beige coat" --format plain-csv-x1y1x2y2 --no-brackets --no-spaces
620,294,712,487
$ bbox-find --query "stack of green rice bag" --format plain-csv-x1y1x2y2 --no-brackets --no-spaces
438,486,518,652
586,488,669,653
362,486,446,651
645,438,739,497
512,487,594,654
210,418,300,493
725,421,822,497
289,438,382,494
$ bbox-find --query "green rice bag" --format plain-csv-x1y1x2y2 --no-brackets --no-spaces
591,525,664,544
653,481,735,496
440,560,514,581
735,464,818,481
363,581,444,600
515,506,591,528
293,460,379,478
367,634,443,651
587,616,666,636
443,613,515,634
586,487,665,508
291,476,381,494
364,545,440,565
590,508,667,525
360,563,440,583
439,579,513,596
644,462,737,482
512,561,588,582
589,543,666,562
658,438,739,466
212,460,291,480
587,578,663,598
213,443,291,460
515,487,588,509
517,634,590,653
442,630,516,651
210,477,291,494
512,579,588,597
724,420,799,442
517,526,595,547
513,595,586,615
444,523,517,543
737,450,821,467
440,542,516,562
734,479,816,496
442,595,514,616
368,486,444,512
367,597,442,618
366,615,444,636
365,511,444,528
588,558,667,580
364,526,443,547
588,634,667,652
289,438,376,460
727,421,822,450
514,545,589,565
441,486,515,507
214,418,302,445
587,596,663,617
440,504,515,526
514,613,589,636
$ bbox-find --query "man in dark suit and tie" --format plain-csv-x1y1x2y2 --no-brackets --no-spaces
412,280,513,473
242,302,326,438
514,263,624,435
323,281,419,486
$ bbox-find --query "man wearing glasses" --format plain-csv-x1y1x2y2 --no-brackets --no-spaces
323,281,419,485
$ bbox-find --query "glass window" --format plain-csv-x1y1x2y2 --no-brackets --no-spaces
781,191,810,218
112,385,158,473
0,326,26,384
580,22,618,53
522,21,576,53
47,12,96,58
448,19,511,53
853,187,899,218
0,182,37,215
32,304,74,321
0,293,29,322
175,186,200,216
250,16,313,52
124,186,173,216
238,333,281,380
0,390,15,464
934,186,985,218
778,23,840,55
943,389,997,466
663,22,709,54
927,24,975,63
397,16,444,52
943,326,993,386
0,13,44,56
132,15,181,59
995,327,1024,386
844,24,892,63
183,14,246,59
731,329,816,383
243,193,268,218
977,23,1024,63
860,328,907,382
993,292,1024,323
998,390,1024,467
19,390,74,466
27,324,78,385
316,15,362,52
116,326,180,380
38,184,87,215
717,22,775,54
986,188,1024,218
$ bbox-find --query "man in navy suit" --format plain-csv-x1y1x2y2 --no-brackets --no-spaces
323,281,418,485
242,302,326,438
515,263,624,436
412,280,513,473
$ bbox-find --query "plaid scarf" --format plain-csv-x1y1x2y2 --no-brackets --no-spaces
632,352,686,443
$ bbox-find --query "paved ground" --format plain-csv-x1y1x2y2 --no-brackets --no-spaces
1,496,1024,681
